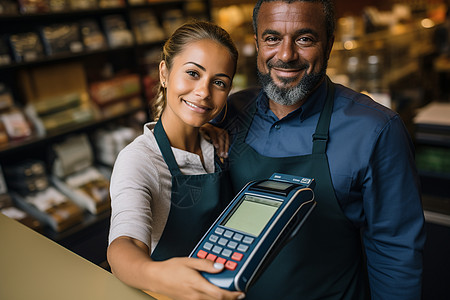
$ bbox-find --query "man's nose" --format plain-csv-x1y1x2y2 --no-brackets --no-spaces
277,39,298,62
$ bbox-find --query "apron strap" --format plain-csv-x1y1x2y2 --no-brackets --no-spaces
312,77,335,154
154,119,183,177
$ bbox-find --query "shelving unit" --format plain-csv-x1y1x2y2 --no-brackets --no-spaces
0,0,211,267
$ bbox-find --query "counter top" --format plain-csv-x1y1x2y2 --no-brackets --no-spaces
0,213,155,300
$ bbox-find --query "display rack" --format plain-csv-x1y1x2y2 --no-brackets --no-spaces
0,0,211,267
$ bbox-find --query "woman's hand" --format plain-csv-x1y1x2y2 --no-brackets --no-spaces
108,237,244,300
148,257,245,300
200,124,229,159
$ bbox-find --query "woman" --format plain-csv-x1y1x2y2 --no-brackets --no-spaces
107,21,244,300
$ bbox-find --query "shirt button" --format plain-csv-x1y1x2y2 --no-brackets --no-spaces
274,124,281,129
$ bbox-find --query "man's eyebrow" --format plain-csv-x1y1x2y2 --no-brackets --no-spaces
184,62,232,80
260,28,319,38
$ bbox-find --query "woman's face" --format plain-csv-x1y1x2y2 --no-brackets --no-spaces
160,39,235,129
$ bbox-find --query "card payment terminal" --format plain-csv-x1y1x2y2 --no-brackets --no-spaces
190,173,316,292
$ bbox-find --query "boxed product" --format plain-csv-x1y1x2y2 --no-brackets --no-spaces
2,159,49,195
80,19,107,51
68,0,96,10
51,134,110,214
131,10,165,44
0,0,19,15
93,126,139,166
18,0,50,14
11,186,83,232
0,166,42,232
19,62,98,134
0,107,34,140
89,73,142,117
9,32,45,62
98,0,124,8
41,23,84,56
102,15,134,48
48,0,68,12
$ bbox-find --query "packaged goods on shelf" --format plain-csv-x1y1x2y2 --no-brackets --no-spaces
4,159,83,232
9,32,45,62
0,166,42,231
102,15,134,48
2,159,49,195
68,0,97,10
93,126,139,166
51,134,110,214
11,186,83,232
80,19,108,51
41,23,84,56
98,0,124,8
0,0,19,15
0,83,14,111
0,107,34,140
47,0,69,12
52,166,110,215
19,62,98,134
89,73,142,117
18,0,50,14
131,10,165,44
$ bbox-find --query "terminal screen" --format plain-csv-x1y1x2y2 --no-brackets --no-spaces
223,195,281,236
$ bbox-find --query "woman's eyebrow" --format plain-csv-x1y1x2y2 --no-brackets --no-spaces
184,62,232,80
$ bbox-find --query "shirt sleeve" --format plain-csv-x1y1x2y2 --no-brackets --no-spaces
362,115,426,299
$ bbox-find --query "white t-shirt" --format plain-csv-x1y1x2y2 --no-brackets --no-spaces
108,122,215,253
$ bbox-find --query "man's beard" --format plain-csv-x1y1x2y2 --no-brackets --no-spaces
257,60,327,106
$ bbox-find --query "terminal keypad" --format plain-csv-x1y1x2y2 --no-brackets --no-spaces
196,227,254,271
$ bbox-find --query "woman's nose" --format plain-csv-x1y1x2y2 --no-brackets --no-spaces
195,79,211,99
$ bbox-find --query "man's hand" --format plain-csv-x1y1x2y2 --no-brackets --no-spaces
200,123,229,159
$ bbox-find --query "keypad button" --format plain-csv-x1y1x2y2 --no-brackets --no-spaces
203,242,213,251
216,257,227,265
233,233,243,242
197,250,208,259
212,245,223,254
225,261,237,271
237,244,249,252
218,237,228,246
231,252,244,261
242,236,254,244
224,230,234,238
206,253,217,261
227,241,238,249
209,235,219,243
215,227,225,235
222,249,232,257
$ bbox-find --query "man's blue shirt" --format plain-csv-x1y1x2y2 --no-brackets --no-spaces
221,79,426,299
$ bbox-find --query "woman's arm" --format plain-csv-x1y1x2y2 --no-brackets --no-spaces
107,236,245,300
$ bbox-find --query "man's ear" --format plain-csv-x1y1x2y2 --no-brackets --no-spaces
159,60,168,86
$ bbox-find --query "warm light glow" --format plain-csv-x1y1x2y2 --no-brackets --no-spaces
421,18,435,29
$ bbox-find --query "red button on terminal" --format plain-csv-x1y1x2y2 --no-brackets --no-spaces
231,252,243,261
197,250,208,259
225,261,237,271
206,253,217,262
216,257,227,265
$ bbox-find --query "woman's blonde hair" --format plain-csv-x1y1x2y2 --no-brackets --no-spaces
151,21,238,120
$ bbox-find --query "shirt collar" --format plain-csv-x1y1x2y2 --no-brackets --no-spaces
256,78,328,122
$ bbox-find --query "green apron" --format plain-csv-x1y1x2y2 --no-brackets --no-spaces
151,120,233,260
228,79,369,299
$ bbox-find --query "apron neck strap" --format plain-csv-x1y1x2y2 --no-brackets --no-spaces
312,77,335,154
154,119,183,176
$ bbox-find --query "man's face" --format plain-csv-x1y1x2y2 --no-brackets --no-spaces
255,1,333,105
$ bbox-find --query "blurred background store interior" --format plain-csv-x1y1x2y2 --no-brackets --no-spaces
0,0,449,299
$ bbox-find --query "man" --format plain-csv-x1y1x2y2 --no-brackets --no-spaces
212,0,426,299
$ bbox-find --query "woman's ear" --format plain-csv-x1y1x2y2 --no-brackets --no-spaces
159,60,168,87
